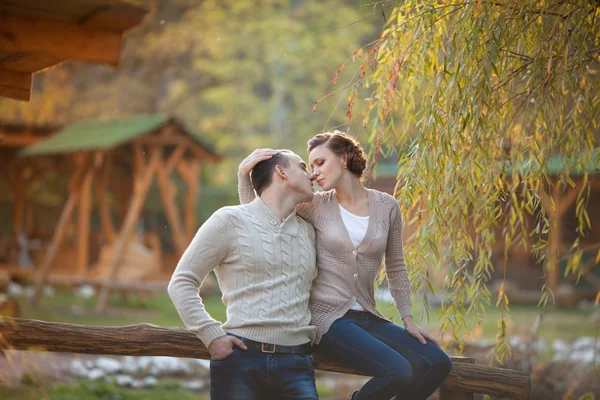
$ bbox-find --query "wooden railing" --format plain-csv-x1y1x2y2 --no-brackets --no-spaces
0,318,531,399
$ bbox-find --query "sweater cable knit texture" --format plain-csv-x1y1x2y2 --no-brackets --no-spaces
168,197,317,348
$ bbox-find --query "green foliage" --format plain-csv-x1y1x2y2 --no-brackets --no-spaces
338,1,600,362
0,0,381,205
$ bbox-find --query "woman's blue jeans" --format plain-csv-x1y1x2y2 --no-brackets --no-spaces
316,310,452,400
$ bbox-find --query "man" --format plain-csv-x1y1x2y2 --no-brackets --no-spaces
168,150,318,400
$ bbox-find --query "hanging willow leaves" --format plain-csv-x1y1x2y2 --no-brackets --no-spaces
337,1,600,362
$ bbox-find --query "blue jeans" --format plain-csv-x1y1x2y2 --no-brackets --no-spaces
209,340,318,400
316,311,452,400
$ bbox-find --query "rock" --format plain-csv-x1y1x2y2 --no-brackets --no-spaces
569,350,596,364
70,359,89,378
115,375,134,387
85,360,95,369
96,357,122,374
43,285,55,297
8,282,23,296
122,356,140,374
149,356,194,375
572,337,596,351
509,336,525,351
22,286,34,298
181,380,205,391
87,368,105,381
131,379,145,389
142,376,158,388
135,357,154,373
194,359,210,370
552,339,569,355
75,285,96,299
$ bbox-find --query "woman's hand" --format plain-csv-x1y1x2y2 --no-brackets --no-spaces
238,149,280,175
402,316,439,346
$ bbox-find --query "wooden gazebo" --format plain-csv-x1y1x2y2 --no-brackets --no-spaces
0,0,147,101
6,115,221,312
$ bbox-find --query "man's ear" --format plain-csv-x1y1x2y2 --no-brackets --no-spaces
275,165,286,180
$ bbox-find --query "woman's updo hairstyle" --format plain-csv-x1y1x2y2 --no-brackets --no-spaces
307,130,367,178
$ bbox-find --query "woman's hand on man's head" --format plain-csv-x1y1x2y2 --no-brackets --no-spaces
239,148,280,175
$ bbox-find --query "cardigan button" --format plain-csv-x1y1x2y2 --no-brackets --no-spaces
353,273,358,278
352,250,357,255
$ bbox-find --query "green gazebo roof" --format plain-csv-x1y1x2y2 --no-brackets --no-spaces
20,114,220,159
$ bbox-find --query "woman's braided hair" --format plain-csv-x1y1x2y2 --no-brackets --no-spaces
307,130,367,178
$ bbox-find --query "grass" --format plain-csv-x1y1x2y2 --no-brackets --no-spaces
0,381,208,400
14,290,225,328
377,301,599,342
14,288,598,342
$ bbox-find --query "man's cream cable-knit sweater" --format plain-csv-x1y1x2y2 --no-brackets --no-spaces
168,197,317,348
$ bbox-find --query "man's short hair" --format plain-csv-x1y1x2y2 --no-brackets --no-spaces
251,151,291,196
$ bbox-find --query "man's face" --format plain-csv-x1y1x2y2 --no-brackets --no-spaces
281,152,314,203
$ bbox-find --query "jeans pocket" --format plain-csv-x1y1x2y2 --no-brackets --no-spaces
290,353,314,369
210,346,241,365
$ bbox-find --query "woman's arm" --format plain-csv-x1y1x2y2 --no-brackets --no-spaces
384,203,412,319
385,202,438,344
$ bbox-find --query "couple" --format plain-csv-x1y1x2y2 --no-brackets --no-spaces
168,131,452,400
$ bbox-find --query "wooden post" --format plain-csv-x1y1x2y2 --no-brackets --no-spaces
155,150,187,255
76,164,94,275
30,161,93,306
439,357,475,400
178,160,201,242
543,183,580,293
95,147,161,313
96,152,116,242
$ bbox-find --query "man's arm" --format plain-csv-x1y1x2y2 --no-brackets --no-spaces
167,211,230,348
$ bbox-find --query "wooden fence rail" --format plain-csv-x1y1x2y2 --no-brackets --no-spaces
0,318,531,399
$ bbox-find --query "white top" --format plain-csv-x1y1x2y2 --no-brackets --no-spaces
339,204,369,311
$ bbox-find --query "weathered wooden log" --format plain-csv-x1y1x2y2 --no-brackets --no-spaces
0,318,531,399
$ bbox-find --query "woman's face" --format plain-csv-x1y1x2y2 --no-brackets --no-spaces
308,144,345,191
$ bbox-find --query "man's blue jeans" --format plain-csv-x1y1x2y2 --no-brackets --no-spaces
316,310,452,400
209,341,318,400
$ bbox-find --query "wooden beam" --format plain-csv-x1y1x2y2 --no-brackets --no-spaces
76,167,94,274
164,143,187,174
0,133,45,147
547,184,563,293
0,68,31,101
95,148,161,313
30,160,93,306
440,356,474,400
0,318,531,400
96,153,116,242
178,160,201,241
155,155,187,255
0,14,123,66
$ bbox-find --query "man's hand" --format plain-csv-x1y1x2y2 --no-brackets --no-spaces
402,316,439,346
208,335,248,359
238,149,279,175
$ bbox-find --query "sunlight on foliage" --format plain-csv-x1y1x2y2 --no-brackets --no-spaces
332,0,600,363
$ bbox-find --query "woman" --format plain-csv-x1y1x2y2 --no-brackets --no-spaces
238,131,452,400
